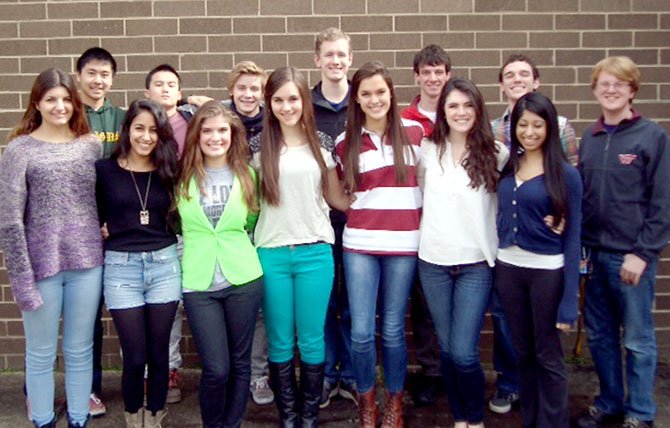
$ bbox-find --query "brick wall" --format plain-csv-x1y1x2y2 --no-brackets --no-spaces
0,1,669,369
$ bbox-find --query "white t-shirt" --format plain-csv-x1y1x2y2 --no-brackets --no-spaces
252,144,336,248
418,138,509,267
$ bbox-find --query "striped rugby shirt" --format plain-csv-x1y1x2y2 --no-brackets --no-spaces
335,119,424,255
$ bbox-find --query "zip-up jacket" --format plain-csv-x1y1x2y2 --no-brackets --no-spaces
86,98,125,159
312,81,349,141
401,95,434,138
222,99,264,142
579,111,670,263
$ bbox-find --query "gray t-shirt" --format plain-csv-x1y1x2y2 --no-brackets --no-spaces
184,166,234,293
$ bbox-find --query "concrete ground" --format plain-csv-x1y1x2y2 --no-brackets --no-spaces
1,364,668,427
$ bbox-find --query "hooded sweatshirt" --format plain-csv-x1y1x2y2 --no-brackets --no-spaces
85,98,125,159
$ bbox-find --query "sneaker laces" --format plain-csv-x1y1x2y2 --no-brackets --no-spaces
253,376,270,390
90,393,102,405
622,417,642,428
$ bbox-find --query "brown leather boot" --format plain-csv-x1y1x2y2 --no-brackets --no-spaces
357,389,378,428
380,391,404,428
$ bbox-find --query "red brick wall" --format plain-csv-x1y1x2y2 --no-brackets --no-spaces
0,1,669,369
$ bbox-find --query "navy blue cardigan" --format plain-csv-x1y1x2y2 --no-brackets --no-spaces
497,164,583,324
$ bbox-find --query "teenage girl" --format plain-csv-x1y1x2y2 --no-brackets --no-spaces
496,92,582,428
250,66,350,428
0,68,102,428
335,61,423,428
418,78,509,428
95,99,181,428
177,100,264,428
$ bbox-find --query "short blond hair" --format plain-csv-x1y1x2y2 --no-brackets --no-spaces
591,56,640,93
226,61,266,94
315,27,351,55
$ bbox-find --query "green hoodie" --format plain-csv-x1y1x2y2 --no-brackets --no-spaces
85,98,125,159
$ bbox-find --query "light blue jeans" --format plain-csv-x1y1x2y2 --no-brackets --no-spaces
344,252,416,394
22,266,103,426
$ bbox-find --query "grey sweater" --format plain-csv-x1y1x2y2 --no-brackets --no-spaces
0,134,104,311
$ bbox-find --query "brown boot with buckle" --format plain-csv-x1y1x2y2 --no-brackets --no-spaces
380,391,404,428
357,389,378,428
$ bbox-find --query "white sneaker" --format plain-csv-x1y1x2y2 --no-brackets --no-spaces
250,375,274,405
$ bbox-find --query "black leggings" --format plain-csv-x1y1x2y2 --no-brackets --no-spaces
111,302,178,414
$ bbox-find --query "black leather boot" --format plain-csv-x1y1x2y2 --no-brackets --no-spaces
269,359,299,428
300,361,325,428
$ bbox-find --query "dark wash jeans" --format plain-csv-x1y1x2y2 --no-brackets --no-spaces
584,249,658,422
183,278,264,428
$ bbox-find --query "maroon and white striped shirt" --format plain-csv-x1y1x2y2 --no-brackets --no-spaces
335,119,423,255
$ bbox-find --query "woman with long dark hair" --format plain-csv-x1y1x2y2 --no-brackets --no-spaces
335,61,423,428
249,66,350,428
0,68,102,428
418,77,508,428
177,100,264,428
495,92,582,428
95,99,181,427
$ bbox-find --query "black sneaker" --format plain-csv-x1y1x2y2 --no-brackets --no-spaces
411,375,439,407
319,380,339,409
575,406,624,428
488,389,519,414
338,380,359,404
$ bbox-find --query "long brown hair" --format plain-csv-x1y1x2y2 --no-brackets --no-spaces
431,77,500,193
342,61,412,193
259,66,328,206
178,100,258,212
8,68,90,141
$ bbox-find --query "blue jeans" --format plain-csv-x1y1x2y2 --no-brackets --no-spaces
490,283,519,394
22,266,103,426
418,259,491,424
259,243,334,364
324,220,354,385
585,249,658,421
344,252,416,394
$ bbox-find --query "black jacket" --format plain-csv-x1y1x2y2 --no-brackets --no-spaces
312,81,349,141
579,111,670,262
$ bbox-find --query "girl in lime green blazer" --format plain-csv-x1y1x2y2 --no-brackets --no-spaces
176,101,263,427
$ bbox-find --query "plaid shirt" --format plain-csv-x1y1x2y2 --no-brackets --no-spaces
491,108,579,166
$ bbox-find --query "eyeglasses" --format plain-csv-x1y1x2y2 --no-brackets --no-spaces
596,81,630,91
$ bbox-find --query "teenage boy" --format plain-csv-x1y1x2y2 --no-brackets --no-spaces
487,53,580,415
144,64,195,404
73,46,127,418
76,47,125,160
145,64,195,157
217,60,273,405
400,44,451,407
311,27,358,408
575,56,670,428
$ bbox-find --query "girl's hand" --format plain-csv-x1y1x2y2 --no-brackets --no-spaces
556,322,571,332
544,215,565,235
101,223,109,240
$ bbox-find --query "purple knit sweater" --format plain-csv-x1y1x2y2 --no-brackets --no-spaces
0,134,104,311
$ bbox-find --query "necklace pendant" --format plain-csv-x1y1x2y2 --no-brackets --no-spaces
140,210,150,225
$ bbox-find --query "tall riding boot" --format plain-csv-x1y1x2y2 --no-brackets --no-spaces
269,359,299,428
357,389,379,428
380,390,404,428
300,361,325,428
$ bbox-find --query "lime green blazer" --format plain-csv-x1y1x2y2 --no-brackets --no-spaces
177,173,262,291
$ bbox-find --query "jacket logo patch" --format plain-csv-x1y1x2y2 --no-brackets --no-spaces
618,154,637,165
